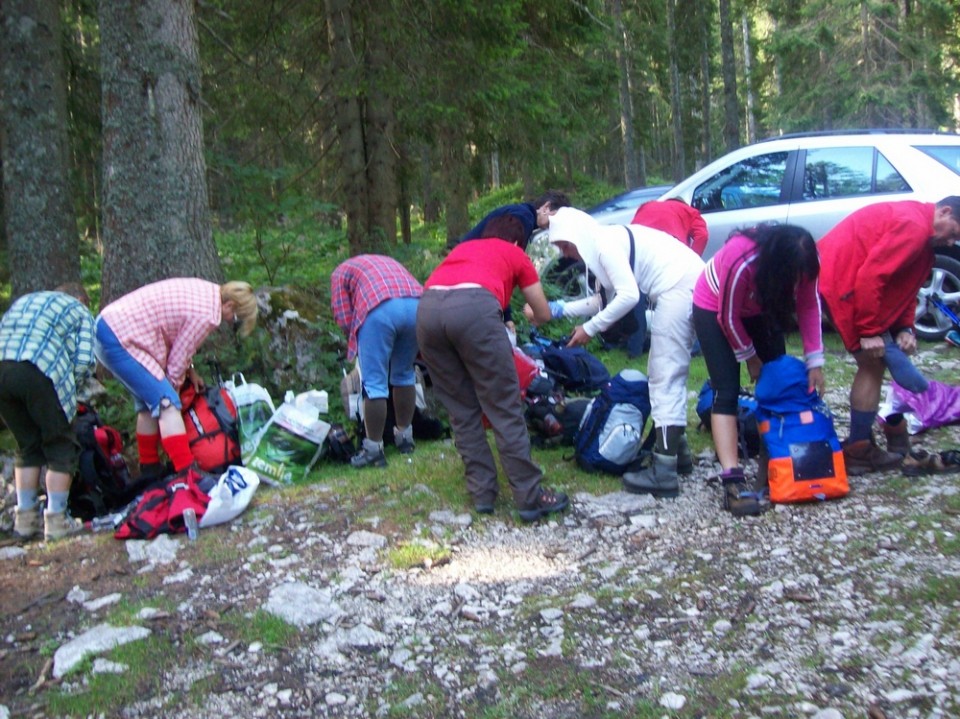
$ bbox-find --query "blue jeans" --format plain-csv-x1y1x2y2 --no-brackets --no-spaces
356,297,420,400
884,337,928,393
94,318,181,415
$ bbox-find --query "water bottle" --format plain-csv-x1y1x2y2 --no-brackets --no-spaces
183,508,199,541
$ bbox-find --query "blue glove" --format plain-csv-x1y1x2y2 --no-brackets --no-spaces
548,300,566,319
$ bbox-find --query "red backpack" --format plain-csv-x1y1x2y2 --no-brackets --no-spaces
180,381,241,474
114,466,213,540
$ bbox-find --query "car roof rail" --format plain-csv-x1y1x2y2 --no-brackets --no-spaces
756,128,957,143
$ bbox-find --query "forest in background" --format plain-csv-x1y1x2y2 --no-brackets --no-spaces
1,0,959,305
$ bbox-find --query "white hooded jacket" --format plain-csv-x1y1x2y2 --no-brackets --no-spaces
547,207,705,337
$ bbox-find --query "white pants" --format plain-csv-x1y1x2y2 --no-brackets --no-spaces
646,268,699,428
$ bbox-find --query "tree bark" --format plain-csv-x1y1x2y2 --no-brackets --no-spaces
325,0,368,254
666,0,685,181
611,0,638,188
363,0,398,247
99,0,221,305
718,0,740,152
1,0,81,299
439,124,469,250
742,13,756,145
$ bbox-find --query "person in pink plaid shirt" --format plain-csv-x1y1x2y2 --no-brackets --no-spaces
94,278,258,476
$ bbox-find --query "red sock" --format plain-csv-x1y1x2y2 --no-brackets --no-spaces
137,433,161,465
161,434,195,472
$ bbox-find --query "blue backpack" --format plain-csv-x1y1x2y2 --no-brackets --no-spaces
574,369,651,474
696,380,760,458
754,356,848,503
539,345,611,393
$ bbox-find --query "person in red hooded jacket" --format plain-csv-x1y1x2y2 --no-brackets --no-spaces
631,198,709,256
818,196,960,474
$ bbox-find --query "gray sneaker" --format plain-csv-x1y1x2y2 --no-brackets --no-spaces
351,440,387,469
14,506,41,539
393,426,415,454
43,510,84,541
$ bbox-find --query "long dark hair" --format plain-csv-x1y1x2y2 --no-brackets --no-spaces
740,224,819,328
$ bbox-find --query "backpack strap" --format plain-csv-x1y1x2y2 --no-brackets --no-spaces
597,227,637,310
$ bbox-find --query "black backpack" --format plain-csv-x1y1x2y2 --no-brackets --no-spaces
69,403,151,520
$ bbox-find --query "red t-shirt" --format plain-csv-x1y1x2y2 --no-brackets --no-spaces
425,239,540,309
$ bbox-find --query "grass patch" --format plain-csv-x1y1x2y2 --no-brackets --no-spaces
219,609,297,650
45,634,174,717
386,540,452,570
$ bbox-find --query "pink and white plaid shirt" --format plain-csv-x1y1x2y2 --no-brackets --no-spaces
98,278,222,387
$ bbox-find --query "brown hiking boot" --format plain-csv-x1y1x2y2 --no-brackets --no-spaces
882,419,910,457
843,439,902,476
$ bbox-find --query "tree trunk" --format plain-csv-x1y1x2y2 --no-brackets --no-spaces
325,0,368,254
666,0,685,181
1,0,81,299
700,20,713,165
611,0,638,188
99,0,221,305
718,0,740,152
742,13,756,145
363,0,398,247
439,124,469,250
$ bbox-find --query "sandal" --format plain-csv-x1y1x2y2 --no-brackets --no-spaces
902,449,960,476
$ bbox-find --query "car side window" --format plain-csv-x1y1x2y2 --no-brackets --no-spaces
691,151,788,213
915,145,960,177
801,146,909,200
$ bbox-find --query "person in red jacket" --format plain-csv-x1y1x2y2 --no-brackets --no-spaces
631,198,709,256
818,196,960,474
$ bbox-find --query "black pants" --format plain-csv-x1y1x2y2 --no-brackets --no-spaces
692,307,784,415
0,360,78,471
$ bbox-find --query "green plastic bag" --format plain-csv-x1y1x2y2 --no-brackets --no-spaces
246,401,331,485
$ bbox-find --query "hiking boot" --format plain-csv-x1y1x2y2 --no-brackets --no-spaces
351,439,387,469
882,419,910,457
43,510,84,541
622,453,679,498
393,426,415,455
719,467,763,517
518,487,570,522
14,506,41,539
677,434,694,476
843,439,902,476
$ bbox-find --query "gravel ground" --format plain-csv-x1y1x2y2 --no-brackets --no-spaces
1,349,959,719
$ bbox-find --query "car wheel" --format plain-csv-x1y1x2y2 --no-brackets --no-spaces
915,253,960,341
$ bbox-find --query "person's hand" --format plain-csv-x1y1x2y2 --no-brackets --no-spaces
746,355,763,383
187,365,205,391
896,329,917,355
505,320,516,333
807,366,825,396
859,335,886,358
522,304,535,322
566,325,591,348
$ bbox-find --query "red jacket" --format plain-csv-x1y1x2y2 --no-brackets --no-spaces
631,201,709,256
818,201,935,352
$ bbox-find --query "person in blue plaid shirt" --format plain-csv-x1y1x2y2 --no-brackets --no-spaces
0,284,96,541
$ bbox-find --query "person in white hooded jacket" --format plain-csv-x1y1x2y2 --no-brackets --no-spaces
525,206,705,497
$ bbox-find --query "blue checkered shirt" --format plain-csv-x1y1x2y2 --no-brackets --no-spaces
0,292,96,420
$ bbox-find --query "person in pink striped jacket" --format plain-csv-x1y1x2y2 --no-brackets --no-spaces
94,278,258,478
